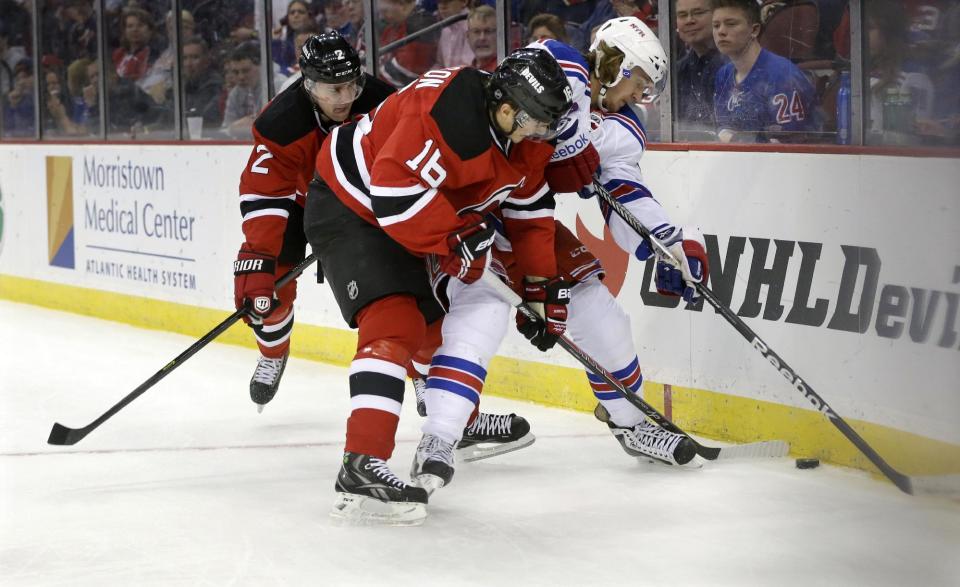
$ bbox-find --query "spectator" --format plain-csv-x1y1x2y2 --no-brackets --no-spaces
1,20,28,96
102,49,172,138
612,0,658,32
42,64,84,136
528,13,569,44
2,59,35,137
520,0,597,31
467,5,498,72
322,0,356,40
864,1,937,143
435,0,474,68
112,8,160,82
346,0,366,54
222,42,264,139
140,9,197,105
712,0,820,143
0,1,31,50
64,0,97,64
378,0,437,86
71,59,99,133
219,50,240,121
272,1,315,74
278,28,322,91
675,0,726,136
182,36,224,129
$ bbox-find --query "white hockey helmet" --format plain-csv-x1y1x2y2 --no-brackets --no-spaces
589,17,668,99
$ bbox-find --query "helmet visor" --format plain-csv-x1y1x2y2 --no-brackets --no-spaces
304,75,365,106
514,109,566,141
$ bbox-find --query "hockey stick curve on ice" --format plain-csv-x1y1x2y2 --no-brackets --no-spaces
480,271,789,462
47,254,319,447
592,179,960,497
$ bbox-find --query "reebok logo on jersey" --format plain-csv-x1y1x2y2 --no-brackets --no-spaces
520,67,544,94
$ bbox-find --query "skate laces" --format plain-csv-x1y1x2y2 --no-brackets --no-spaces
252,355,284,385
418,434,455,466
633,419,683,455
413,377,427,402
467,413,512,437
364,458,406,489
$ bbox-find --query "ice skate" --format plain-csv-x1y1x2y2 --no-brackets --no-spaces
250,352,288,412
606,415,697,466
331,452,428,526
457,412,535,462
410,434,456,495
412,377,427,417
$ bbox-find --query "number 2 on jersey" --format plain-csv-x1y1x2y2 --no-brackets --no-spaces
404,139,447,188
250,144,274,175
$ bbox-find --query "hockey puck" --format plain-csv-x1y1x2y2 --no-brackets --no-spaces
795,458,820,469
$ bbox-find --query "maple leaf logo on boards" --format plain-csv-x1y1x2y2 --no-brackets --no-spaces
574,214,629,297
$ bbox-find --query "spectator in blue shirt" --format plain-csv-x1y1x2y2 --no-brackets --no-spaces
2,59,34,137
712,0,820,143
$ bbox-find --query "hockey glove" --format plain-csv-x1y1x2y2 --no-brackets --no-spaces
440,221,496,284
234,248,279,325
651,228,710,304
515,276,572,351
544,143,600,193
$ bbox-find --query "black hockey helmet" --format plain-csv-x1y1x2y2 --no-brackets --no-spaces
486,48,572,139
299,31,363,85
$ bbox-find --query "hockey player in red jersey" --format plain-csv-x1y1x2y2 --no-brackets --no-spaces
411,19,710,497
304,49,573,524
233,33,395,410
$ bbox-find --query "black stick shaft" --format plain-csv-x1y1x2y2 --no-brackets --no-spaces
480,271,722,460
592,180,913,494
47,254,319,446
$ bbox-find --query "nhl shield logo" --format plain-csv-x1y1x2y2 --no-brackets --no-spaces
347,280,359,300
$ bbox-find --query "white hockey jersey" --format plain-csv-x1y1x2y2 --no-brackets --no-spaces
527,38,593,164
590,104,680,259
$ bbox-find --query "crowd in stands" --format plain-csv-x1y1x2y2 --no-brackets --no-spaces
2,0,957,146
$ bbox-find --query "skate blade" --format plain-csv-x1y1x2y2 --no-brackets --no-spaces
457,433,536,463
413,474,447,496
330,492,427,527
635,455,704,469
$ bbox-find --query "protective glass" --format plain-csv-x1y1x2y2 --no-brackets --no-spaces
304,75,365,105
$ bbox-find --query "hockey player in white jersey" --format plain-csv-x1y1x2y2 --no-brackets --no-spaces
412,17,710,494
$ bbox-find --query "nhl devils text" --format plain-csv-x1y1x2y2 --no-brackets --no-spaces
640,236,959,351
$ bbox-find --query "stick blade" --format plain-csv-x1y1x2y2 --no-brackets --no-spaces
47,422,82,446
909,474,960,497
717,440,791,460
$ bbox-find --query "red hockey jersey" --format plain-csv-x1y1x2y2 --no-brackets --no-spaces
237,75,394,258
315,67,559,278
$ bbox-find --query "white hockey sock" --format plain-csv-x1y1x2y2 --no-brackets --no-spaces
601,397,645,428
422,388,475,444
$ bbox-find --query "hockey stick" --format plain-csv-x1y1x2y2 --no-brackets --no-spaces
480,271,788,462
593,179,960,496
47,254,319,446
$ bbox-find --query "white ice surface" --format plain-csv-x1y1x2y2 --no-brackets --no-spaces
1,300,958,586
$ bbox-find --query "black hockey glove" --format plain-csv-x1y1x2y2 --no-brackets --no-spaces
440,221,496,284
515,276,571,351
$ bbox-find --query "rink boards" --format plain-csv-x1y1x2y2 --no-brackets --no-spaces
0,143,957,476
